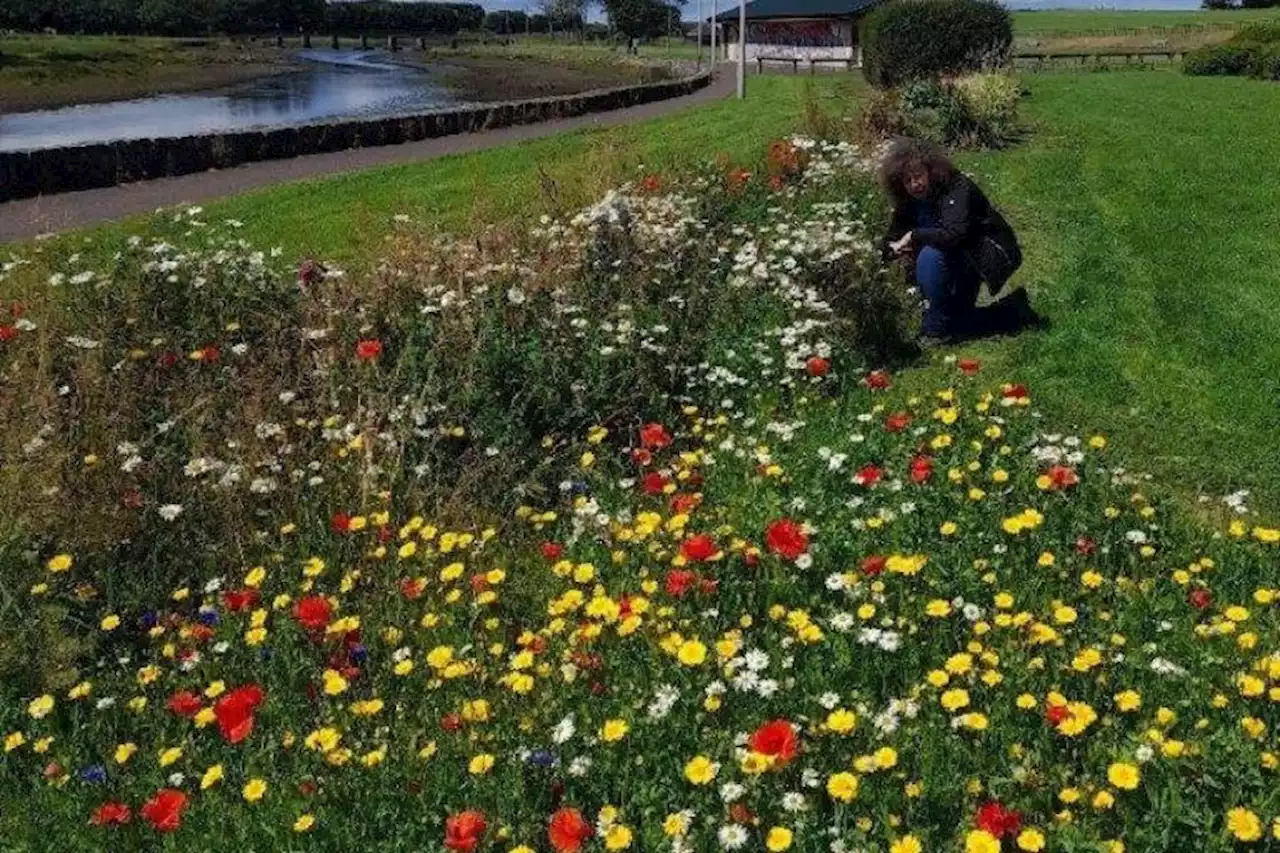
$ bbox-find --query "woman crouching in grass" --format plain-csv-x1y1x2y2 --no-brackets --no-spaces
880,137,1045,346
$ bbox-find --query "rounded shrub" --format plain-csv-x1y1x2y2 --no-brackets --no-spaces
861,0,1013,88
1183,44,1258,77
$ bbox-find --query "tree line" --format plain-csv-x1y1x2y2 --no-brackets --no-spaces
1202,0,1280,8
0,0,690,40
0,0,486,37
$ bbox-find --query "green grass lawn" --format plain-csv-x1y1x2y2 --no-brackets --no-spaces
1013,8,1280,35
953,69,1280,513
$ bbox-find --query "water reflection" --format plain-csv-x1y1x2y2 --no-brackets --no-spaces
0,50,462,152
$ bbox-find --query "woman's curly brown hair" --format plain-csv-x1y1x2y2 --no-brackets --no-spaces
878,137,957,208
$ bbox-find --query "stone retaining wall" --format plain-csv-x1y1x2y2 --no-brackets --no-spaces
0,72,712,203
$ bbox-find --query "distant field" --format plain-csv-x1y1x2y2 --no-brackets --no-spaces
1013,8,1280,34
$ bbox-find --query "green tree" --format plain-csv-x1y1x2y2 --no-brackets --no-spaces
603,0,684,39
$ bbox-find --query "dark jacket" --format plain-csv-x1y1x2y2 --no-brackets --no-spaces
885,174,1022,292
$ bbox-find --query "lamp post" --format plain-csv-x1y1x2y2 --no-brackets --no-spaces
737,0,746,99
710,0,717,65
696,0,703,69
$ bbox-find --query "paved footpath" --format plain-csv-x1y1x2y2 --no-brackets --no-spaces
0,71,736,244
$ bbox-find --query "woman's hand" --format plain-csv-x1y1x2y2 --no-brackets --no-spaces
890,231,914,255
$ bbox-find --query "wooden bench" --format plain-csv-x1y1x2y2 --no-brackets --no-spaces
755,56,858,74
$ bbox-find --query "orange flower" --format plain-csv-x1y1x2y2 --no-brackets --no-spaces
444,810,487,853
549,808,593,853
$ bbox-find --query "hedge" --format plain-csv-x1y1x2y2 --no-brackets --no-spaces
860,0,1013,89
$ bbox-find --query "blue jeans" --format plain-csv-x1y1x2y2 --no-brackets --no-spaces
916,246,982,338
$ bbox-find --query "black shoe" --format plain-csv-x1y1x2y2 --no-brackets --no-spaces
1004,289,1050,332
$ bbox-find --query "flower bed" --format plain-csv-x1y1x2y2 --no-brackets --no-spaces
0,138,1277,852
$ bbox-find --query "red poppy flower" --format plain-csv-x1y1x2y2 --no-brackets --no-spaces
140,789,188,833
729,803,757,825
680,534,718,562
158,351,178,369
0,325,17,343
1046,465,1079,490
122,488,144,509
548,808,593,853
221,588,259,612
640,174,663,193
165,691,203,718
401,577,427,600
355,339,383,361
749,719,799,763
854,464,883,487
293,595,332,631
957,358,982,376
670,493,700,515
641,471,670,496
640,423,672,449
444,810,487,853
1188,587,1213,610
1003,383,1029,400
330,512,352,534
861,554,887,576
884,412,911,432
975,801,1022,839
214,684,264,744
1075,536,1097,556
630,447,653,466
805,356,830,377
698,577,720,595
665,569,698,598
765,519,808,561
866,369,892,390
1045,704,1070,726
441,713,464,732
909,455,934,484
90,801,132,826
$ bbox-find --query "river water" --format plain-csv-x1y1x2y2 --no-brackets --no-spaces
0,50,463,153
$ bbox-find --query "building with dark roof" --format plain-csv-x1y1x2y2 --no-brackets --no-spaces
713,0,883,67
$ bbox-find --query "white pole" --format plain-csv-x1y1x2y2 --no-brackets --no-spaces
710,0,717,65
737,0,746,99
697,0,703,70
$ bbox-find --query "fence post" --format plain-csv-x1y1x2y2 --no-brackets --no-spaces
302,33,311,49
331,34,339,49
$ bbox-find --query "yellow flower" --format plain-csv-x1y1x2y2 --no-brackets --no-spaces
1016,829,1046,851
825,709,857,734
100,614,120,631
891,835,923,853
827,772,860,802
941,689,970,712
1114,690,1142,712
27,695,54,719
351,698,385,717
604,825,632,851
1107,762,1140,791
874,746,899,769
469,753,496,775
663,813,691,837
242,778,268,802
4,732,25,752
322,669,349,696
677,640,707,666
765,827,793,852
1226,807,1262,842
926,599,952,617
46,554,73,573
966,830,1000,853
601,719,629,742
684,755,718,785
294,814,316,833
200,764,224,790
159,746,183,767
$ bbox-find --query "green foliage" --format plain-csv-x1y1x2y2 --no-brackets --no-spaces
1183,18,1280,76
601,0,683,39
857,73,1022,149
861,0,1014,88
0,0,483,36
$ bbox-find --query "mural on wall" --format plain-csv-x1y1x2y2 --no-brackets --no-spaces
748,20,848,47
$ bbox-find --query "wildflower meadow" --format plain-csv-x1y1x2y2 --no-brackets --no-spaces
0,135,1276,853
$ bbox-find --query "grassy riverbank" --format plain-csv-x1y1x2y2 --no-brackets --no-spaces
0,35,298,111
